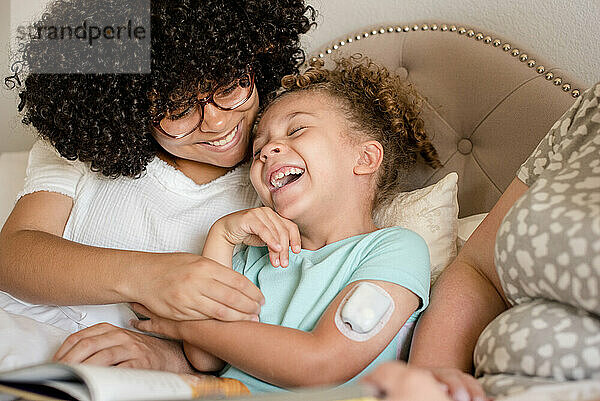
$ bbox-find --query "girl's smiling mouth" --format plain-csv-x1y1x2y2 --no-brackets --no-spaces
268,165,305,191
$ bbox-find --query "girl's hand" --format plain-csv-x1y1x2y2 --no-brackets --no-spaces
53,323,193,373
130,303,186,340
217,207,301,268
132,253,264,322
132,305,226,372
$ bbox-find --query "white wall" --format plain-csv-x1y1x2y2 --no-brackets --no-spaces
302,0,599,86
2,0,599,152
305,0,600,85
1,0,38,152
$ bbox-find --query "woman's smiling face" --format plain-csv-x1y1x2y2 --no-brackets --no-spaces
151,84,259,168
250,91,361,224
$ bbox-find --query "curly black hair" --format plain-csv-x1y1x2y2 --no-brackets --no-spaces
15,0,316,177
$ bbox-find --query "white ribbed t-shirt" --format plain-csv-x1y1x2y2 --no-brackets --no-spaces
0,140,260,332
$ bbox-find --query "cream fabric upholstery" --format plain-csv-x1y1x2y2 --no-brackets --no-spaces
311,24,586,217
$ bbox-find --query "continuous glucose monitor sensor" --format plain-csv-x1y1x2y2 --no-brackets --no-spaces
334,282,394,341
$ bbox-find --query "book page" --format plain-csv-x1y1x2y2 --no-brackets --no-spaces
72,364,193,401
42,380,91,401
0,364,250,401
0,364,78,382
0,382,80,401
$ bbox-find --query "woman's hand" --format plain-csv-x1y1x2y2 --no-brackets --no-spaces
363,362,489,401
131,252,264,322
53,323,193,373
428,367,488,401
216,207,301,267
363,362,452,401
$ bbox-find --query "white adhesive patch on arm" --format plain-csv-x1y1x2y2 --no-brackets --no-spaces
334,282,395,342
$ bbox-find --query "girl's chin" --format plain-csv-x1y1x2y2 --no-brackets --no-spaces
273,203,302,222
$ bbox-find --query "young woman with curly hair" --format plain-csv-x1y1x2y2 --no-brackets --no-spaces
118,57,441,392
0,0,315,371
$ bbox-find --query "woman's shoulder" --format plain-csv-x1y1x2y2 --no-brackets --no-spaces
554,82,599,148
28,140,88,173
18,140,91,200
518,82,600,185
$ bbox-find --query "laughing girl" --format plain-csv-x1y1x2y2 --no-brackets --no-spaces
132,57,441,393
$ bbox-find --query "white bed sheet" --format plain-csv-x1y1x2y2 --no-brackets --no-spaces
0,308,68,371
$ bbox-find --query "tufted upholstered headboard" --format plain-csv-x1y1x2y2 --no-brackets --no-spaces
309,23,587,217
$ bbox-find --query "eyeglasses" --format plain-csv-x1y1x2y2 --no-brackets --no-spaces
154,68,255,140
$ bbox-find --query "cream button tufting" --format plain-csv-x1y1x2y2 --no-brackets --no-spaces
395,66,409,80
457,138,473,155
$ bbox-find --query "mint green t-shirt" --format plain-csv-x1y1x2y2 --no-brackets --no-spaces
220,226,430,393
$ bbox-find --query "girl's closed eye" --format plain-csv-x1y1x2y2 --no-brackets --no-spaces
288,126,306,136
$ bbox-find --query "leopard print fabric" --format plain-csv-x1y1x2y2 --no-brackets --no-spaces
474,83,600,397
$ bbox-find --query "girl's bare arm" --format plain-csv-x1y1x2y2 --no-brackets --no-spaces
133,280,418,388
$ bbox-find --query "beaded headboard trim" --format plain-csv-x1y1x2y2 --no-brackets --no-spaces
308,23,582,99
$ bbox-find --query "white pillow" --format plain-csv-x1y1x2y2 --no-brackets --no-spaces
0,151,30,228
373,172,459,284
456,212,488,251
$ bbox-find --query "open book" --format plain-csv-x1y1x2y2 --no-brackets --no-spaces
0,363,249,401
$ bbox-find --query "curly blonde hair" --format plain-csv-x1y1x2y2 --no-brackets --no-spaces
277,56,440,209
